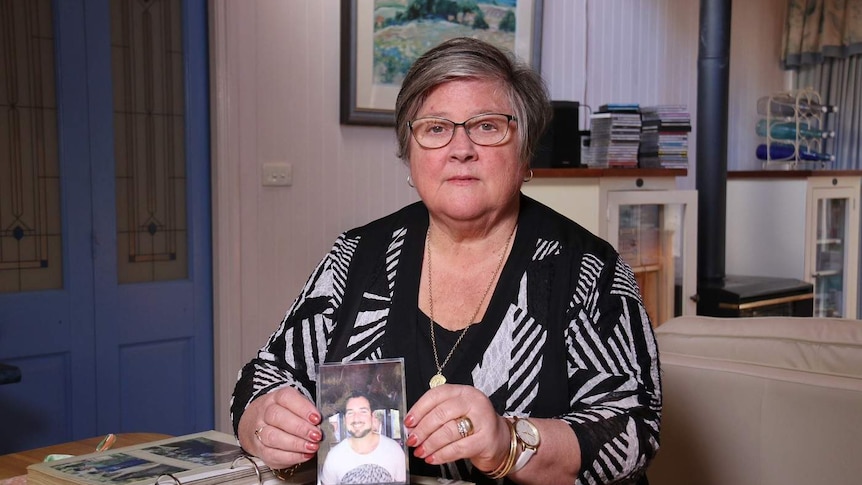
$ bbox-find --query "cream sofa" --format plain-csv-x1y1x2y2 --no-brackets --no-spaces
647,315,862,485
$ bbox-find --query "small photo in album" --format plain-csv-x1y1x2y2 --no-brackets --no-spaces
316,358,408,485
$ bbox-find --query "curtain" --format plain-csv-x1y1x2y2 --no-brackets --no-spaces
796,56,862,168
782,0,862,68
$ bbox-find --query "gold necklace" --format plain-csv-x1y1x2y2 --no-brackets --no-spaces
426,223,516,388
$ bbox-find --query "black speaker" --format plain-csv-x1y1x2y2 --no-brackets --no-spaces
533,100,582,168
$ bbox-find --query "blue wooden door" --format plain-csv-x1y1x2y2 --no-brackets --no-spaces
0,0,212,453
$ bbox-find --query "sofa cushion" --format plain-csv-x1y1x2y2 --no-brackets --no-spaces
648,315,862,485
655,315,862,379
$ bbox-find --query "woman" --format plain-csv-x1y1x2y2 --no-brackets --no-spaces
232,37,661,484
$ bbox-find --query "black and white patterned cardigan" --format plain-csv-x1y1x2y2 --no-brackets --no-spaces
231,195,661,484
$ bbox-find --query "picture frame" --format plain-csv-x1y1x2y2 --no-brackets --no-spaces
340,0,544,126
316,359,409,485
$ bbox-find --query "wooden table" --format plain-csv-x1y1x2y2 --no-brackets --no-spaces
0,433,170,479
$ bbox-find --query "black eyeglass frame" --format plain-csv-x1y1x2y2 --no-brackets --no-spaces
407,113,518,149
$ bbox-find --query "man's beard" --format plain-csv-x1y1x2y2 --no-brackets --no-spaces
348,427,372,439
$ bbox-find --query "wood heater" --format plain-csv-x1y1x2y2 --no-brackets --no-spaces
697,275,813,317
694,0,813,318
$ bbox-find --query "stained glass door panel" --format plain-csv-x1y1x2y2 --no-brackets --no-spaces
112,0,187,283
0,0,62,293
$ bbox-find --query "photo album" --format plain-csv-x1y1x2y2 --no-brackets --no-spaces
26,431,314,485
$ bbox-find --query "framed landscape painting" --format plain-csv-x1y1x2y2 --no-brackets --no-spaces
340,0,544,126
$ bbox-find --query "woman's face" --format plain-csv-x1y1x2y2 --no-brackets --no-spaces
408,78,525,225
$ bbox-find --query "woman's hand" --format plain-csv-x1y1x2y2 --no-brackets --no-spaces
404,384,510,472
237,386,323,469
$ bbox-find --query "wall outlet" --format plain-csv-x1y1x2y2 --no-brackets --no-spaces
261,162,293,186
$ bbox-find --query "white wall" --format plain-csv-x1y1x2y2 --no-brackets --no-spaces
211,0,788,431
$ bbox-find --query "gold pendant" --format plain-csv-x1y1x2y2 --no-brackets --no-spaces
429,373,446,388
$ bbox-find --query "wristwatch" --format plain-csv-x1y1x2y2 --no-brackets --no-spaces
511,417,541,472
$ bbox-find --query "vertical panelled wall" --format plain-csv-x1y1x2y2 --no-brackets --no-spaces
541,0,788,189
211,0,790,431
544,0,700,122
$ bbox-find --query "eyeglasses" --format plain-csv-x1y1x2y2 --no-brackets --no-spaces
408,113,517,149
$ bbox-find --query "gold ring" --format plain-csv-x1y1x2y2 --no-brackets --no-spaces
456,416,474,438
254,426,265,444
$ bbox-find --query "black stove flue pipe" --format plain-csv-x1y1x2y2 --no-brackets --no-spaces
696,0,732,289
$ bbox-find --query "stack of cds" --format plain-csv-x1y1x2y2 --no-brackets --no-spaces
638,105,691,169
588,104,642,168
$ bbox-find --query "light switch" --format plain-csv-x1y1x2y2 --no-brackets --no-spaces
262,162,293,186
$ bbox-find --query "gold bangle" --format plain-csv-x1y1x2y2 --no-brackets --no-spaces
486,419,518,479
271,464,300,481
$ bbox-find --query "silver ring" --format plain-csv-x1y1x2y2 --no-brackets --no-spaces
254,426,265,444
456,416,474,439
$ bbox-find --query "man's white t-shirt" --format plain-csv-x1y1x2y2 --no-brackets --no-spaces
319,434,407,485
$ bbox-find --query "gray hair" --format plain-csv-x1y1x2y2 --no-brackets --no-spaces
394,37,552,165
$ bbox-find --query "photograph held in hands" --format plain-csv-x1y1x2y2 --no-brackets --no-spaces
316,359,408,485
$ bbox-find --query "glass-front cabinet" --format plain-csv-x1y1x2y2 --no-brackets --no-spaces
727,172,861,320
607,191,697,324
805,180,860,318
522,170,697,326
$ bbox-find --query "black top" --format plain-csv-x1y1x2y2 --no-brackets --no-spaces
232,195,661,484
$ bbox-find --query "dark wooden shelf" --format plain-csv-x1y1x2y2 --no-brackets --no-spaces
729,170,862,179
533,168,687,178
